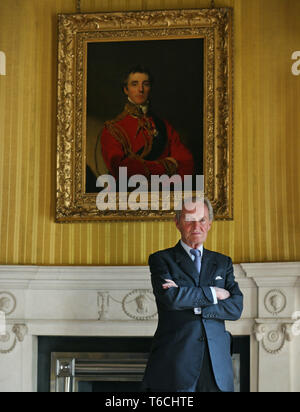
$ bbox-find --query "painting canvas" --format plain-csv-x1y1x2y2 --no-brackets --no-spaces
56,9,233,221
86,38,204,193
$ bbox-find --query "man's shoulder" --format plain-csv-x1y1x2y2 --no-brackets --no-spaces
104,111,130,127
149,244,232,263
148,247,177,272
148,244,178,263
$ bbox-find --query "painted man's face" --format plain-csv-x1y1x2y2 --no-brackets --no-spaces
124,72,151,105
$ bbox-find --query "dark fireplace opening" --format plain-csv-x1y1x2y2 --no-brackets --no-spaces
38,335,250,392
78,381,142,392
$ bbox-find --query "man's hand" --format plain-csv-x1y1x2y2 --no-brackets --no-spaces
214,287,230,300
162,279,178,289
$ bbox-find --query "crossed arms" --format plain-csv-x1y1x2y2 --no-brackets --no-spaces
163,279,230,300
149,253,243,322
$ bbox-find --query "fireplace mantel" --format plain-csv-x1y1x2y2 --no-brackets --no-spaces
0,262,299,392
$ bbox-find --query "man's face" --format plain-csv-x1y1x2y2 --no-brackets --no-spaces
123,72,151,105
175,202,212,248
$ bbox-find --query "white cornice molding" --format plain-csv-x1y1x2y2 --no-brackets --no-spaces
0,265,152,290
240,262,300,287
0,262,298,290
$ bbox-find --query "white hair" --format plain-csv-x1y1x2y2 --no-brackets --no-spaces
175,196,214,222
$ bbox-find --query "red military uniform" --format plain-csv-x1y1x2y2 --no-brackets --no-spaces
100,102,194,179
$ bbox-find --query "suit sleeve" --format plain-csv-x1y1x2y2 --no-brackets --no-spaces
201,257,243,321
149,252,215,311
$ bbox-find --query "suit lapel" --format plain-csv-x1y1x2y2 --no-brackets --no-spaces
199,248,217,286
172,242,218,286
173,241,199,284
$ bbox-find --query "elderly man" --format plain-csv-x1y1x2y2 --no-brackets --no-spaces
142,197,243,392
100,65,194,181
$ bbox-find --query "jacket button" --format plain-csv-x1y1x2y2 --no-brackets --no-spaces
198,337,205,342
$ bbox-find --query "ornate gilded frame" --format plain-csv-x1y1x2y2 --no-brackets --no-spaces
56,8,233,222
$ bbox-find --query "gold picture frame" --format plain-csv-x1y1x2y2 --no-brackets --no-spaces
56,8,233,222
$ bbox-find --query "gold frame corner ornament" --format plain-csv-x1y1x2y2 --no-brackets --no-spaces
56,8,233,222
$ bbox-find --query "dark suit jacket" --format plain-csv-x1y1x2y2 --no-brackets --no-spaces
142,241,243,392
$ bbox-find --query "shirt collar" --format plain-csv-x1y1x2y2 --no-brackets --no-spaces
180,239,203,259
127,97,149,114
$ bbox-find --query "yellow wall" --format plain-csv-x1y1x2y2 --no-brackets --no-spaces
0,0,299,265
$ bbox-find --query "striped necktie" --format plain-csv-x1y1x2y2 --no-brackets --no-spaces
190,249,201,273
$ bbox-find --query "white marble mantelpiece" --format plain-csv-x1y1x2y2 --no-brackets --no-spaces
0,262,299,392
